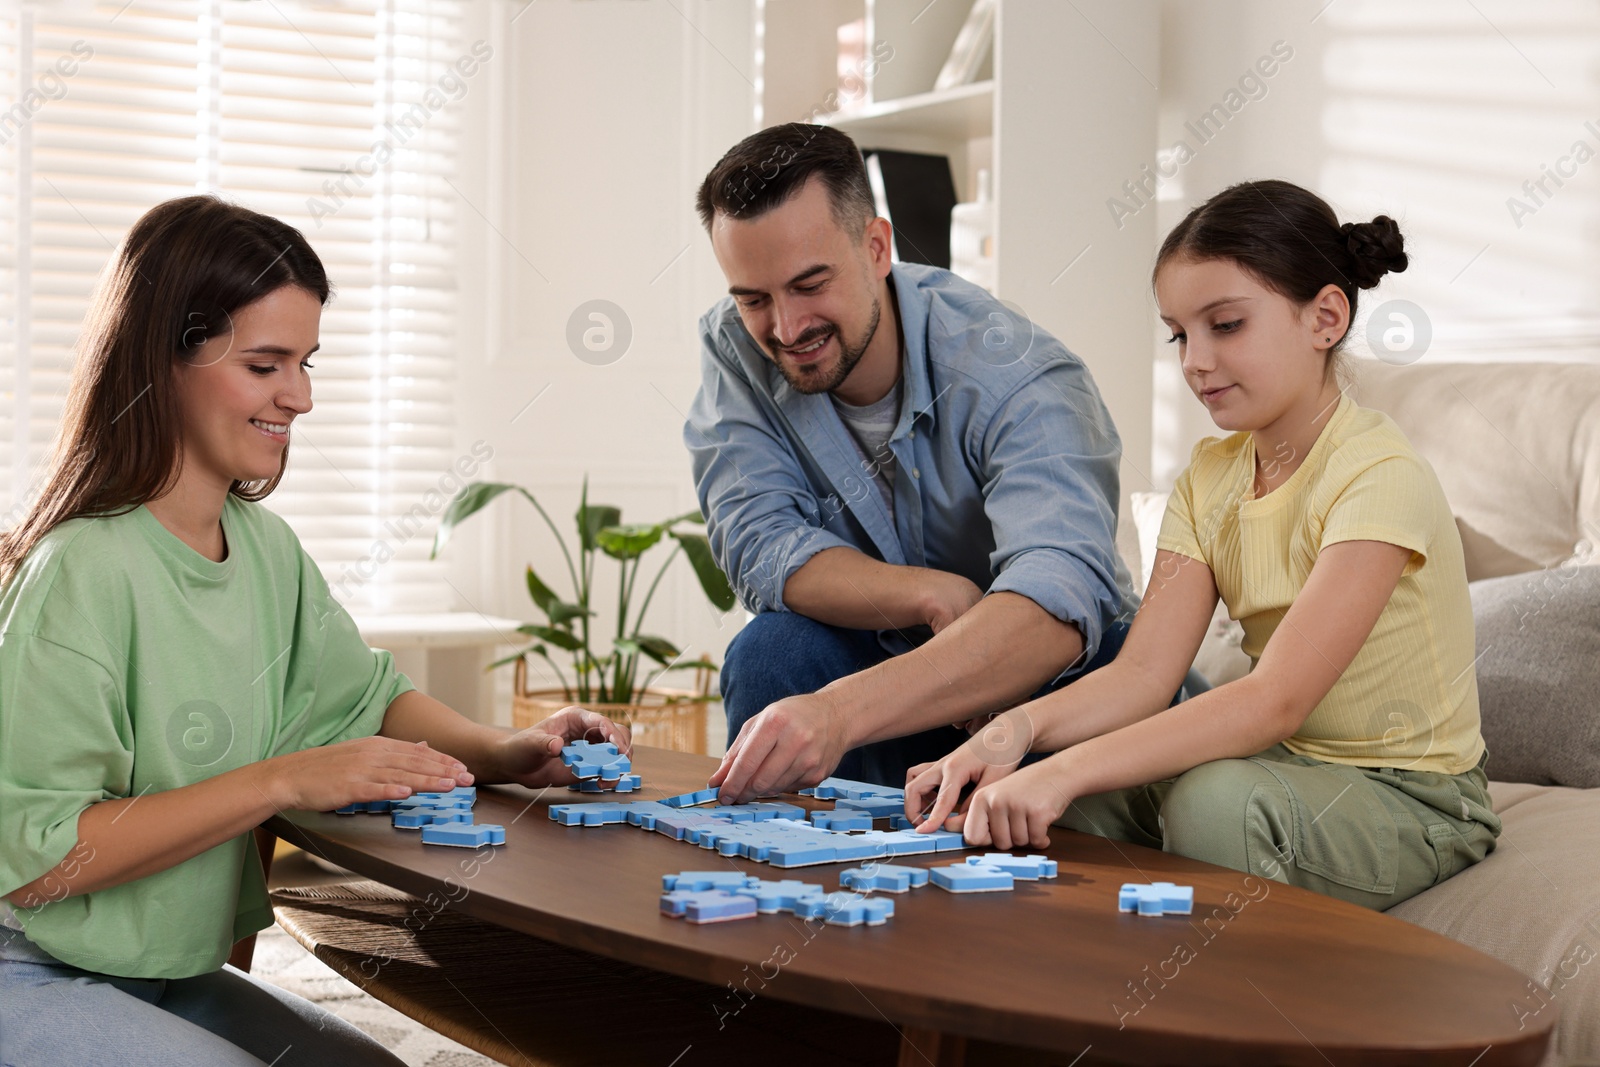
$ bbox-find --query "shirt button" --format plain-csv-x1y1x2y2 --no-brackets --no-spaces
912,469,921,478
909,431,916,439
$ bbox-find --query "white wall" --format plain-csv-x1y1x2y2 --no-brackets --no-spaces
449,1,757,705
1151,0,1600,487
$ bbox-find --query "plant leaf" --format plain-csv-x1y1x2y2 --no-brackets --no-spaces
431,482,520,559
612,638,640,657
595,522,664,560
515,624,583,651
577,502,622,552
664,508,705,526
632,633,681,666
669,530,736,612
525,569,589,625
485,646,538,672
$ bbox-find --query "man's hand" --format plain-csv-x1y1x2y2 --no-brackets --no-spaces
917,570,983,634
493,706,632,790
707,691,851,803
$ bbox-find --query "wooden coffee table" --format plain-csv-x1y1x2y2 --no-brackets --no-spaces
270,747,1554,1066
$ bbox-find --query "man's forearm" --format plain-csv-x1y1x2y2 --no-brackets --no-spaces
780,546,935,630
820,591,1084,746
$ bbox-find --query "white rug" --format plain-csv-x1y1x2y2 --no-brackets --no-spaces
252,923,496,1067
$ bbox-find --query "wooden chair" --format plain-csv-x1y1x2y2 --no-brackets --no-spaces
269,879,904,1067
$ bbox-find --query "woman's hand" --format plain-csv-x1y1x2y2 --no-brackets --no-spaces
959,757,1077,851
904,707,1034,832
493,706,632,790
265,736,473,812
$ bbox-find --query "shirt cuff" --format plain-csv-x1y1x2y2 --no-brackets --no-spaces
745,525,856,614
986,548,1116,683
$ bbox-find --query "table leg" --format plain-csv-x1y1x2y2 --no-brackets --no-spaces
899,1027,966,1067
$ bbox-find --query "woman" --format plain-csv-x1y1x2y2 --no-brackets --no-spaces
906,180,1499,909
0,195,628,1065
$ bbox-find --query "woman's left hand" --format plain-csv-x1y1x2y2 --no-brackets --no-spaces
960,757,1077,851
494,707,632,789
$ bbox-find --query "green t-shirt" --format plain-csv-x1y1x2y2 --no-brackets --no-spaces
0,496,413,978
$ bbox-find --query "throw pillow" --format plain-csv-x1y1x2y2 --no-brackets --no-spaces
1470,565,1600,787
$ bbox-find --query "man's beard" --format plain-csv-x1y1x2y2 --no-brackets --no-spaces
767,297,881,395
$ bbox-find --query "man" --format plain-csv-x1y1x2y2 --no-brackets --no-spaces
687,123,1140,802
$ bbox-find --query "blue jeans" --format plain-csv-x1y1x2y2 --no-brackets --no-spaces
721,613,1191,787
0,926,404,1067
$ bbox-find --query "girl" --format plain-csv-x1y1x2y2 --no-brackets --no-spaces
906,180,1499,908
0,196,629,1065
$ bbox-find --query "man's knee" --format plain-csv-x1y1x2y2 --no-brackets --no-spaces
720,612,882,735
1160,759,1285,874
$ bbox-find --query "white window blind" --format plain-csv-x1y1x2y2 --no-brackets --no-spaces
1,0,465,614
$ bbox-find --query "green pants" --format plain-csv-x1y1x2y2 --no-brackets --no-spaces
1055,744,1502,909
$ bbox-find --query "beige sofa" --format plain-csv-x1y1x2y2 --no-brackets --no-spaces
1119,359,1600,1065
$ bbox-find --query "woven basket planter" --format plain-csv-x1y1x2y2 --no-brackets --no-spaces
510,656,715,755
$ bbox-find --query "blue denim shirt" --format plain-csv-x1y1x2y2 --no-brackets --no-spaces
685,263,1137,670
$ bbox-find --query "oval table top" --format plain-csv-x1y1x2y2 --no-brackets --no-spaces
270,746,1554,1066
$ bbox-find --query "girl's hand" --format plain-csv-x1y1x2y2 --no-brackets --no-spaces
495,706,632,790
905,708,1034,832
960,758,1076,851
267,736,473,812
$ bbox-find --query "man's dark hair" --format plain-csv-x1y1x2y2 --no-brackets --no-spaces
695,123,876,236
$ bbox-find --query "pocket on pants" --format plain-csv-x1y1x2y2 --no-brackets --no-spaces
1275,763,1400,894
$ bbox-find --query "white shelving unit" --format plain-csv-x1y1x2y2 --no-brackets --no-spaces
755,0,1162,502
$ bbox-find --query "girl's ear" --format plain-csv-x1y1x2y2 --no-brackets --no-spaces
1305,283,1350,349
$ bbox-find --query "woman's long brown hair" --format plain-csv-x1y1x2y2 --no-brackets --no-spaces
0,195,329,586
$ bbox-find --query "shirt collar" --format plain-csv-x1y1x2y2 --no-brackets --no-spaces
887,264,937,435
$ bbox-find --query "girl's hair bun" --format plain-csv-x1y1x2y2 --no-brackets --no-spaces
1340,215,1408,289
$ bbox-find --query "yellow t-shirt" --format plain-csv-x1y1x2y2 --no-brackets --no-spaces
1157,394,1486,775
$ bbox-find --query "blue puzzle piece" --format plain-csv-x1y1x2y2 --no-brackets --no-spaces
559,740,631,781
659,787,720,808
334,799,396,814
403,787,476,807
420,822,505,848
1119,882,1194,916
699,801,807,823
650,811,722,841
548,801,665,827
813,891,895,926
887,814,915,831
725,878,828,915
568,773,643,793
393,808,473,829
810,810,873,832
839,864,931,893
800,777,906,802
659,889,757,924
832,796,905,819
767,837,841,868
661,870,761,892
966,853,1059,880
931,863,1014,893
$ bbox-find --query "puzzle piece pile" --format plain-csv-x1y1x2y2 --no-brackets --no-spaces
334,786,506,848
559,740,642,793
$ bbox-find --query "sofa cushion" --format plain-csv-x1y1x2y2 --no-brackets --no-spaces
1388,781,1600,1066
1471,566,1600,789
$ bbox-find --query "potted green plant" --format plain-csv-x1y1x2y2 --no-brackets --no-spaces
430,479,736,751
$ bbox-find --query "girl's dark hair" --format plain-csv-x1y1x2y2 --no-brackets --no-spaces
0,195,329,586
1155,179,1407,352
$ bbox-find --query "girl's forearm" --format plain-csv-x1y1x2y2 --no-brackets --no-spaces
4,761,280,908
1020,659,1177,753
1050,673,1292,800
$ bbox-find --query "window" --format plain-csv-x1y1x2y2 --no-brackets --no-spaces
0,0,468,613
